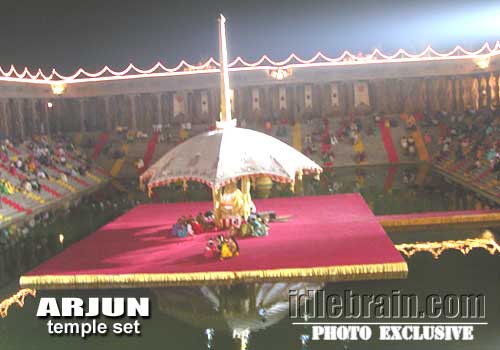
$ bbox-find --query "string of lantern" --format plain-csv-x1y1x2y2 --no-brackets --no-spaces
0,41,498,84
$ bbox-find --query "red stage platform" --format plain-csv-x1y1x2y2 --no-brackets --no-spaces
21,194,407,289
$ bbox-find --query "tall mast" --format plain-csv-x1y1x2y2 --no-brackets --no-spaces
218,14,233,126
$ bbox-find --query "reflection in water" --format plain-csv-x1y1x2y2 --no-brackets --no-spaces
152,282,322,349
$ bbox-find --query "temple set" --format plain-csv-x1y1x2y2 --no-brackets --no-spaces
5,16,496,292
16,16,412,290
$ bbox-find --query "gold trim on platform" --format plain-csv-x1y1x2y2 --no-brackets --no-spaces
20,262,408,289
379,213,500,229
395,231,500,259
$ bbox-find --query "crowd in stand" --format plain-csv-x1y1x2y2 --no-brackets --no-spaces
301,116,377,165
0,134,137,289
435,108,500,182
0,136,94,199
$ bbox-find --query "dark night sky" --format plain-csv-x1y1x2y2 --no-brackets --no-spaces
1,0,499,75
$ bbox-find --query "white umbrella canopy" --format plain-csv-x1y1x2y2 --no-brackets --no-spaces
140,126,322,192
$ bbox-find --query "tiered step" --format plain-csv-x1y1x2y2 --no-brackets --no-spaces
1,197,30,214
433,147,500,199
65,153,104,184
0,139,110,227
49,165,90,188
7,145,21,156
0,162,61,201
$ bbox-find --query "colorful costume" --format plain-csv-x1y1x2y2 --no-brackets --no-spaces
219,236,239,260
213,180,254,226
0,180,14,195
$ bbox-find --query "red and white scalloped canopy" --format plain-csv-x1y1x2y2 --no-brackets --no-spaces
1,41,499,83
140,127,322,190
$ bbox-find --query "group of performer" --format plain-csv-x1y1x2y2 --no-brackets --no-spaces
170,179,272,260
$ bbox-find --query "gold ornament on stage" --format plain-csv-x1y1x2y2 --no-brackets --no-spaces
396,231,500,259
0,288,36,318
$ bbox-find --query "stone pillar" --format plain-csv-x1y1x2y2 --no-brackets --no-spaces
478,74,484,108
454,77,462,112
31,99,39,135
55,100,63,134
129,95,137,130
486,74,493,109
450,77,456,112
293,85,300,120
496,73,500,108
213,88,220,124
340,82,347,116
318,84,325,117
264,86,271,118
475,75,482,110
424,79,431,113
104,96,112,131
156,93,163,124
367,81,375,114
0,99,9,138
235,88,241,119
79,98,86,132
458,78,465,112
16,99,25,140
186,91,193,122
165,92,173,124
372,81,381,114
346,81,354,116
44,99,51,137
495,73,500,108
398,79,405,113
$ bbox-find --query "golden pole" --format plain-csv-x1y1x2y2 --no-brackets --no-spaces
212,15,238,228
212,187,222,227
218,14,232,124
